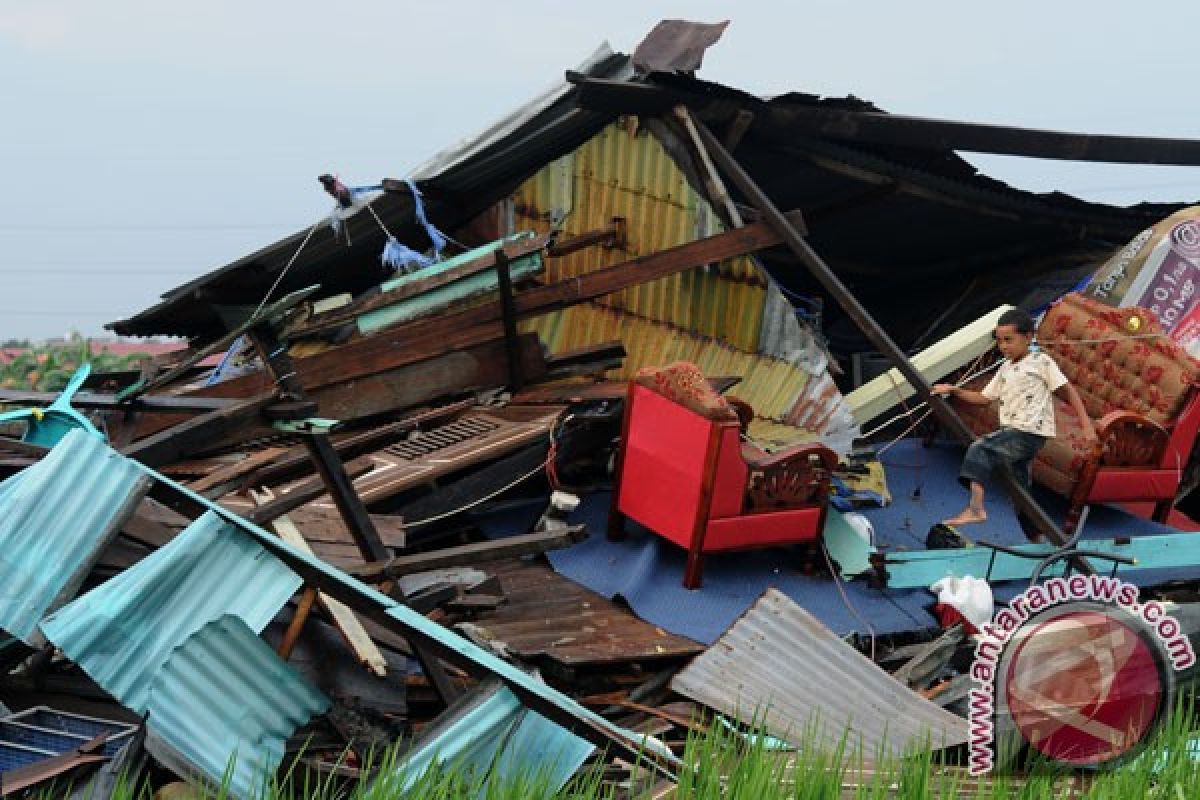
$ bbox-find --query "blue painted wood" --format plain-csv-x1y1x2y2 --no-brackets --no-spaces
881,532,1200,588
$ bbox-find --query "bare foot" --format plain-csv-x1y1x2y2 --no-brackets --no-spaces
944,508,987,526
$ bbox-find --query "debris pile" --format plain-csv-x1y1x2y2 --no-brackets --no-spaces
3,19,1200,797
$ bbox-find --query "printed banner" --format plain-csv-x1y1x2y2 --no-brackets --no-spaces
1087,206,1200,353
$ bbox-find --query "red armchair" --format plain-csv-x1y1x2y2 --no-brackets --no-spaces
956,293,1200,533
607,362,837,588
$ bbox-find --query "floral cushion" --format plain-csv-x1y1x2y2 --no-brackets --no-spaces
1039,293,1199,427
634,361,737,422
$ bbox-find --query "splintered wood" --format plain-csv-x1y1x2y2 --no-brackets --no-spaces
249,488,388,677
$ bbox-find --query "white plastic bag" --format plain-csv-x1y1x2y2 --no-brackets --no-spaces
929,575,994,631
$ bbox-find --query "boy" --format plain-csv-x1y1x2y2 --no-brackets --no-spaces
931,309,1096,526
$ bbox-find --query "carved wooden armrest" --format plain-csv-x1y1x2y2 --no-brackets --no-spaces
1094,410,1171,467
744,444,837,512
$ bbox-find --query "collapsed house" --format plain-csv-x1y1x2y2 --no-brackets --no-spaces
2,19,1200,796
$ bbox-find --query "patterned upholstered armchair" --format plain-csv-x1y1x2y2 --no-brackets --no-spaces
608,362,837,588
956,293,1200,533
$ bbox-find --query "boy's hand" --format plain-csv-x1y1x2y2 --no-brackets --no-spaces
931,384,956,397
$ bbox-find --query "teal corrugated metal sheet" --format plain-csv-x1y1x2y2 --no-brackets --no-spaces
358,252,541,334
0,429,144,643
383,681,592,796
145,615,329,799
106,448,681,786
40,511,302,714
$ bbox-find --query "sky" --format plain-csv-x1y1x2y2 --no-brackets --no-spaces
2,1,1199,341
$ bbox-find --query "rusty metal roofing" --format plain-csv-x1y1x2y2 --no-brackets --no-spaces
670,588,968,758
0,429,146,644
454,559,702,669
144,615,329,800
40,510,302,714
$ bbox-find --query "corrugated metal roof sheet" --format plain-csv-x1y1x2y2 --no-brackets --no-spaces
383,680,593,796
514,123,765,350
145,615,329,800
0,429,146,644
506,121,858,449
109,450,682,777
670,588,968,758
40,510,302,714
458,559,702,668
357,233,544,334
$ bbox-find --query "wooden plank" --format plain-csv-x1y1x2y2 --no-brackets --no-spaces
240,457,374,526
120,392,278,467
252,489,389,677
126,334,544,441
187,447,288,494
0,390,239,413
349,526,588,582
295,233,550,333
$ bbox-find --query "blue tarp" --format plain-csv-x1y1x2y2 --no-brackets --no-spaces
480,438,1200,643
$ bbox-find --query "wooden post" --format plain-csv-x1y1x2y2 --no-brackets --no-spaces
246,327,389,562
494,249,524,390
688,109,1081,558
279,587,318,660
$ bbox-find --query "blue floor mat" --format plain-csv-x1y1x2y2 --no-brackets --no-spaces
476,438,1200,644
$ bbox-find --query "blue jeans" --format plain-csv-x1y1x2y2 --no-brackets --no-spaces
959,428,1048,490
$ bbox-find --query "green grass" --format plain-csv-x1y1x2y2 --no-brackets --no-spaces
32,701,1200,799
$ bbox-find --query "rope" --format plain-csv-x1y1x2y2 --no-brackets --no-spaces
250,219,322,321
365,201,396,240
861,357,1003,440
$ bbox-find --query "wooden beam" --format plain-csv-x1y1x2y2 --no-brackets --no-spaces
240,457,374,526
349,526,588,582
0,390,240,414
295,234,551,334
253,488,389,677
690,111,1079,555
187,447,288,494
120,393,278,468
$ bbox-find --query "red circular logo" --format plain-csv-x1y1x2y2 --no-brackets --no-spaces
1002,607,1167,767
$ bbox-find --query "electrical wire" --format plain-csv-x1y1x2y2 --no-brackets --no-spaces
822,541,876,661
403,413,575,529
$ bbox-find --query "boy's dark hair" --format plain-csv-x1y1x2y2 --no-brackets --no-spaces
997,308,1035,335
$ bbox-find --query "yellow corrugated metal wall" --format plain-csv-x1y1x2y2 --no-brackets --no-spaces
503,121,848,444
513,122,766,350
